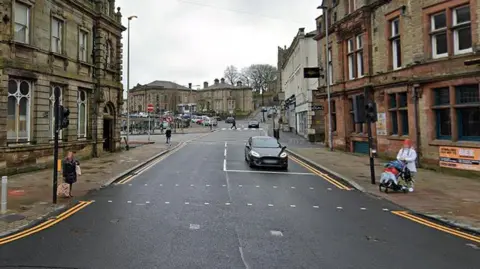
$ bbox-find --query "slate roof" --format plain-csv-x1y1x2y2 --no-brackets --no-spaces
131,80,192,91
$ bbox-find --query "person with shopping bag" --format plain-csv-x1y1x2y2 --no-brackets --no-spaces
60,151,80,198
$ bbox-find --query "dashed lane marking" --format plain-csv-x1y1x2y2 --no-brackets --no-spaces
0,201,93,246
290,155,352,190
392,211,480,243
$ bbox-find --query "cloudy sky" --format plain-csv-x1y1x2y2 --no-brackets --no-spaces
116,0,321,92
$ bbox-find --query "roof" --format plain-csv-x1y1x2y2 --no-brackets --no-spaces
131,80,192,91
204,82,235,90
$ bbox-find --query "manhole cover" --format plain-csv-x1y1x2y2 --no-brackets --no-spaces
0,214,26,223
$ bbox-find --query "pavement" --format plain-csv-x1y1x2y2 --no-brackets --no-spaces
0,120,478,268
268,126,480,233
0,132,205,237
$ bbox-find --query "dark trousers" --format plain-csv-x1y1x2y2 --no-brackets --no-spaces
273,129,280,140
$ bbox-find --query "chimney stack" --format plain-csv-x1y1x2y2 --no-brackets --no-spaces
236,81,242,87
220,78,225,84
214,78,219,84
203,81,208,88
188,83,192,89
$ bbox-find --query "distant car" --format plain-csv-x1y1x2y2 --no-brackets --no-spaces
248,120,259,128
225,117,234,123
244,136,288,170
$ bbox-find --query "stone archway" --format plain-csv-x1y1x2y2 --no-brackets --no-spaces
103,102,116,152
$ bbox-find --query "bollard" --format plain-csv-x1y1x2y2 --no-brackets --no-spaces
1,176,7,214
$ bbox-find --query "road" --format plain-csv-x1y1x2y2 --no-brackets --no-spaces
0,121,478,269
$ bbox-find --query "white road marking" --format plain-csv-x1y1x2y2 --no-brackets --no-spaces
108,200,112,203
224,169,313,175
225,202,231,205
291,186,295,189
256,185,260,188
224,148,227,157
273,186,277,188
268,204,274,207
327,188,332,191
190,184,194,187
206,184,210,187
185,202,190,205
222,128,226,130
270,230,283,236
238,185,243,187
144,184,148,186
336,206,343,209
189,224,200,230
146,201,150,204
175,184,179,187
313,206,319,208
360,207,367,210
159,184,163,186
247,203,252,206
225,142,227,148
382,208,389,211
309,187,314,190
136,203,145,206
128,184,132,186
290,205,296,208
222,184,226,187
127,201,132,203
165,201,170,204
204,202,210,205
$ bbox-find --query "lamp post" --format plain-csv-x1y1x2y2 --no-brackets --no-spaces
126,15,137,151
317,2,333,151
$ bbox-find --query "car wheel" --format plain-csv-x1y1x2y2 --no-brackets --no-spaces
282,165,288,171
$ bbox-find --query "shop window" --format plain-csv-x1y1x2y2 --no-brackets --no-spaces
456,85,480,140
331,100,337,132
388,92,409,136
432,87,452,139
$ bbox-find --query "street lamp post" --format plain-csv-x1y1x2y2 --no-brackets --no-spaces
317,2,333,151
126,15,137,151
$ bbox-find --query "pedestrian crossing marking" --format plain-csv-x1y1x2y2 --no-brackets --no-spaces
220,128,263,131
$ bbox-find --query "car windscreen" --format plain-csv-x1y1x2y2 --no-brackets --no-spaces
252,138,280,148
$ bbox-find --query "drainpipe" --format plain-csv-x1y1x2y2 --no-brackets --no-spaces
92,23,99,158
413,84,421,167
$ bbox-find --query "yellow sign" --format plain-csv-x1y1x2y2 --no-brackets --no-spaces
439,146,480,171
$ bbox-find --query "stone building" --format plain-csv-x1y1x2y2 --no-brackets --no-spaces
0,0,126,175
315,0,480,170
128,81,198,114
197,78,253,116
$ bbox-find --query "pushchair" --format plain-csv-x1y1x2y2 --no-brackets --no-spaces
379,160,414,193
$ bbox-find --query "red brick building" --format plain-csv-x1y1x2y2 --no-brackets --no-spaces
314,0,480,170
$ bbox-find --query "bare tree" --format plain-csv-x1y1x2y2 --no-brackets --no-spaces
241,64,277,93
239,67,252,87
223,65,239,85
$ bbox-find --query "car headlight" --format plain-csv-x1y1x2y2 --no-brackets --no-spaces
250,151,260,157
279,152,288,158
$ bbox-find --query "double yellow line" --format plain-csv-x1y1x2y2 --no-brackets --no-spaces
116,143,186,185
392,211,480,243
0,200,93,246
290,155,352,190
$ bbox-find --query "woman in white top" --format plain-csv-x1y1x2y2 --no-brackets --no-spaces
397,139,417,191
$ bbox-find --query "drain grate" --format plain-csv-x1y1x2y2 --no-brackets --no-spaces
0,214,26,223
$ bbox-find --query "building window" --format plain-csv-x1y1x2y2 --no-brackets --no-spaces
331,100,337,132
51,18,63,53
14,2,30,43
388,92,409,136
431,11,447,58
7,79,32,142
77,90,88,138
456,85,480,140
347,38,355,80
349,97,363,133
432,87,452,139
347,34,364,80
452,5,472,55
49,86,63,139
79,30,88,62
348,0,355,14
327,48,333,86
390,18,401,69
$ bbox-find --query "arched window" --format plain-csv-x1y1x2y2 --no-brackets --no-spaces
77,90,88,138
7,79,32,142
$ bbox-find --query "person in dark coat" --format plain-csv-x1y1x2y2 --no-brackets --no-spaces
165,125,172,144
62,151,79,197
230,118,237,130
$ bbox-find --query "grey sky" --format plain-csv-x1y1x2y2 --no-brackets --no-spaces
116,0,321,91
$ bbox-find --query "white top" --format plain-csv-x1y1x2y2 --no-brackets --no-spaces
396,147,417,172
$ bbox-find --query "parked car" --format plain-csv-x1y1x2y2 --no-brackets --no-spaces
248,120,260,128
225,117,235,123
244,136,288,170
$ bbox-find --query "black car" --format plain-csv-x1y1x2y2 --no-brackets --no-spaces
244,136,288,170
248,120,259,128
225,117,234,123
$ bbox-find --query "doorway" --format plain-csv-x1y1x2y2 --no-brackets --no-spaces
103,118,113,152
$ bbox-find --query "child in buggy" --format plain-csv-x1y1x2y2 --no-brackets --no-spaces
379,160,414,193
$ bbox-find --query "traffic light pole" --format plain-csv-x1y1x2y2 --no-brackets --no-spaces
52,88,60,204
366,115,376,185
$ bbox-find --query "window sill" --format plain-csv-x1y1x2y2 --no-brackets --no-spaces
77,137,87,141
429,139,480,148
50,52,68,60
12,41,37,51
6,142,32,148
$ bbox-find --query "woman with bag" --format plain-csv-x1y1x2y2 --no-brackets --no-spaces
62,151,80,198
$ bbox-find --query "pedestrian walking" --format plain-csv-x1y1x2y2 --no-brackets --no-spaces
230,118,237,130
396,139,417,192
62,151,80,198
165,125,172,144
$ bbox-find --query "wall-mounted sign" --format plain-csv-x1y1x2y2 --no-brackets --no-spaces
376,113,387,135
312,105,324,111
439,146,480,171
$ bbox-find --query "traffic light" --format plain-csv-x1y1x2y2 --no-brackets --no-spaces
365,101,377,122
58,105,70,129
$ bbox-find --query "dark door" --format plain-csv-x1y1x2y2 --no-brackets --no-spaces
103,119,112,151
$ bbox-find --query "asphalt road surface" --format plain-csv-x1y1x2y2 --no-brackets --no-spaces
0,121,478,269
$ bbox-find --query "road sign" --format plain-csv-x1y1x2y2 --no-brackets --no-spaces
303,67,321,78
147,103,154,112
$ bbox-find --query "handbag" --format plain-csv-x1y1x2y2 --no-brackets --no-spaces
57,183,70,198
76,164,82,176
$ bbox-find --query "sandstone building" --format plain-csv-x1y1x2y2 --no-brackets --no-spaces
0,0,125,174
128,81,198,114
197,78,254,116
314,0,480,170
